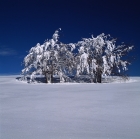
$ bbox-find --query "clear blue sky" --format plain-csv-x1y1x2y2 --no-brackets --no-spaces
0,0,139,76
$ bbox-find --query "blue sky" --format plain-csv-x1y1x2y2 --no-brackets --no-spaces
0,0,140,76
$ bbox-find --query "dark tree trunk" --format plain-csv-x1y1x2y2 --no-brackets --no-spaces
50,66,53,83
97,72,102,83
45,73,48,83
51,74,53,83
44,71,53,83
95,55,103,83
96,68,102,83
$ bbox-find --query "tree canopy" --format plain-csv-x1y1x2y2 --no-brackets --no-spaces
21,29,134,83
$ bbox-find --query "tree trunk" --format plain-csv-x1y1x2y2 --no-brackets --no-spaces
50,65,53,83
51,74,53,83
97,72,102,83
96,56,103,83
97,68,102,83
45,72,48,83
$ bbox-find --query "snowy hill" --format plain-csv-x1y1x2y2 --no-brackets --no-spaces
0,76,140,139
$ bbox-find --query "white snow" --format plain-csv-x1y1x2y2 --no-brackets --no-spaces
22,30,134,83
0,76,140,139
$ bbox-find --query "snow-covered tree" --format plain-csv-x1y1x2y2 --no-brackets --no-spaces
21,29,134,83
74,33,134,83
22,29,75,83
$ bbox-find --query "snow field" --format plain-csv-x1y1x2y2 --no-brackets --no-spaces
0,76,140,139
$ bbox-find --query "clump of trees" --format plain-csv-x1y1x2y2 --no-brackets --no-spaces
21,29,134,83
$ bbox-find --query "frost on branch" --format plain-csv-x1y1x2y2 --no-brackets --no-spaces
21,29,134,83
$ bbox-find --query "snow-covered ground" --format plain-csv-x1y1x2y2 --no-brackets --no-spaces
0,76,140,139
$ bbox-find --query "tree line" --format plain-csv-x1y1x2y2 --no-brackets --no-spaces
21,29,134,83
